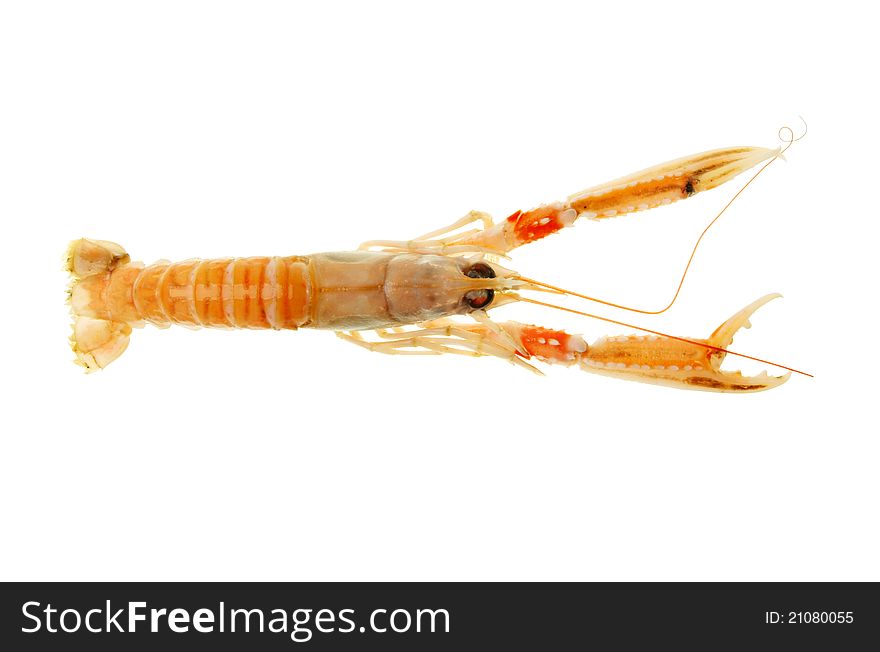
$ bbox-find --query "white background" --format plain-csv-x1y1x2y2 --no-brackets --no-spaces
0,1,876,581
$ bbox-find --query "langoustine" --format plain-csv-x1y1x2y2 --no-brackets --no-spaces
65,138,806,392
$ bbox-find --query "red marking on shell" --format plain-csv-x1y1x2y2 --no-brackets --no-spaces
517,325,576,363
512,206,563,244
506,210,522,223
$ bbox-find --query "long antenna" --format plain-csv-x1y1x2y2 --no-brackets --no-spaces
518,296,813,378
519,121,808,315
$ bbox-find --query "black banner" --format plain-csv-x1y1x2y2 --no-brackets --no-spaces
1,582,877,650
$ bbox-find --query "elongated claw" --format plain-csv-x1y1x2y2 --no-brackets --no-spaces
493,294,790,392
457,146,779,254
567,146,780,219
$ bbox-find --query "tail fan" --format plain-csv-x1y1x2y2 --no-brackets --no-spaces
65,238,134,371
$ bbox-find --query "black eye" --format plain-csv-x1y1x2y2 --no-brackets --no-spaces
464,262,496,279
464,288,494,310
463,262,496,310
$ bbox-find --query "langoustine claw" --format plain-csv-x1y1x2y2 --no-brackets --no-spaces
448,146,780,254
491,294,790,393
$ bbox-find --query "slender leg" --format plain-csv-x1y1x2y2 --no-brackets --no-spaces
358,210,497,254
336,320,541,373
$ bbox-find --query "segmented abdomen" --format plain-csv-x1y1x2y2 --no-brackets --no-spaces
131,256,312,329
